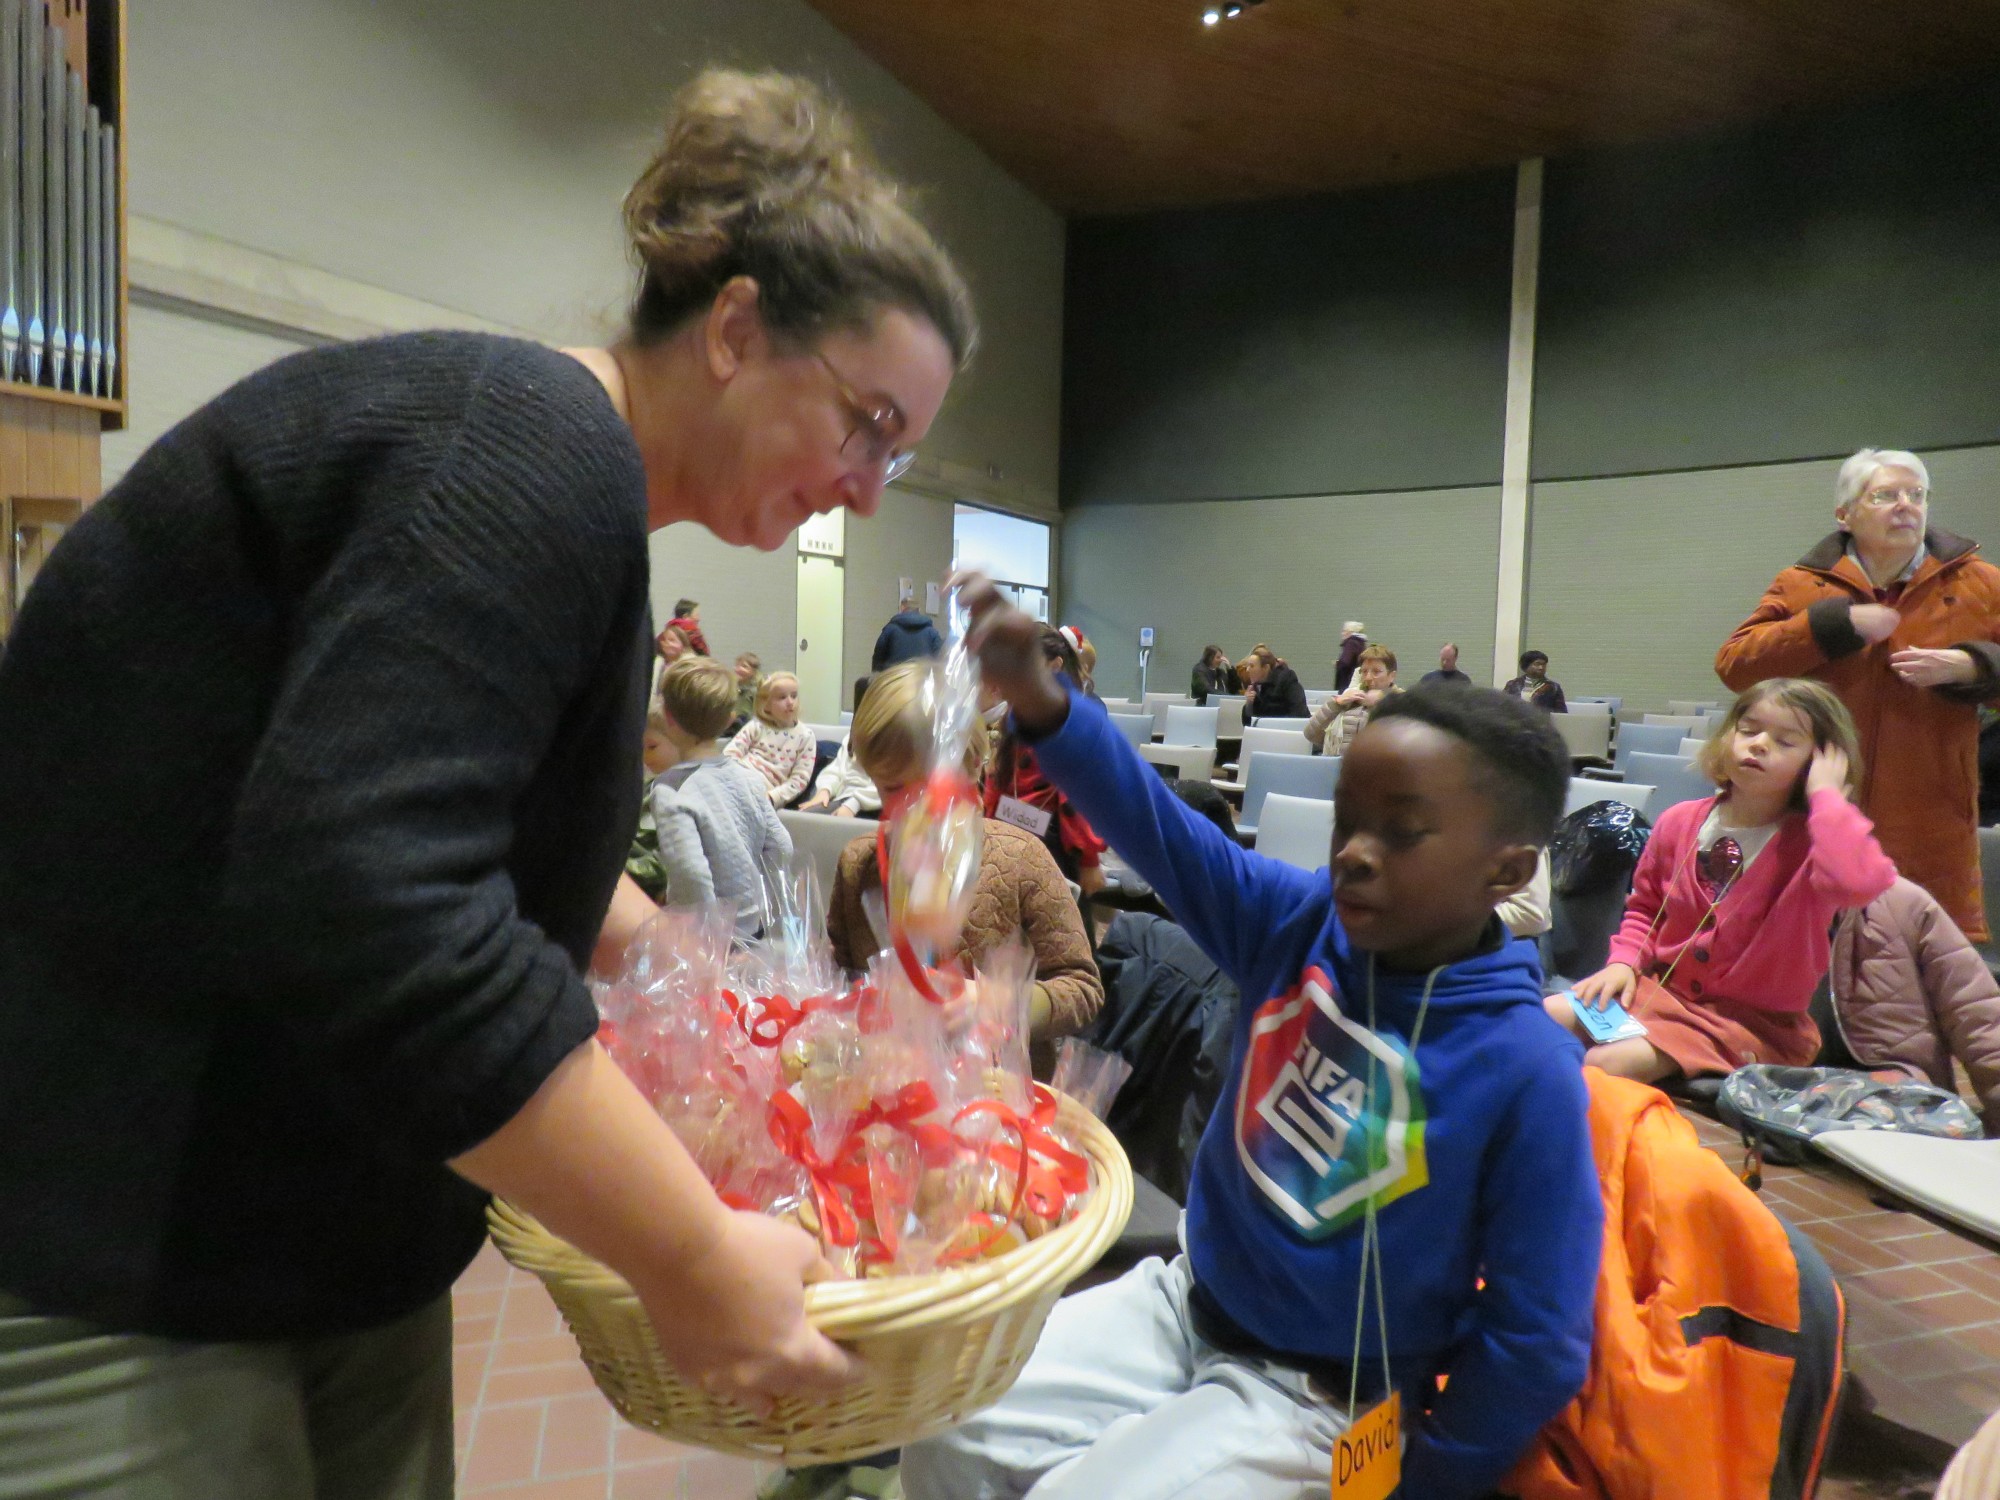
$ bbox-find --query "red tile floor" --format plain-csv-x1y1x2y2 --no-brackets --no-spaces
452,1240,775,1499
451,1113,1996,1496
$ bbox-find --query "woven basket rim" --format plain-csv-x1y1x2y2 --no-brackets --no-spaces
488,1093,1134,1339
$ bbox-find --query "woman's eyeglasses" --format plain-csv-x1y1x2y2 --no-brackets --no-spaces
814,352,916,484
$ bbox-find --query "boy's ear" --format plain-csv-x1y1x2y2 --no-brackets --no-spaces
1486,842,1541,903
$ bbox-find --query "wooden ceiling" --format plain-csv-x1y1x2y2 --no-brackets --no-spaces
805,0,2000,215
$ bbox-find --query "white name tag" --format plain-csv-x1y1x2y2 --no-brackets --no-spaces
994,795,1053,838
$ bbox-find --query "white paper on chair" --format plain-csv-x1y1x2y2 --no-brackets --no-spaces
1813,1132,2000,1243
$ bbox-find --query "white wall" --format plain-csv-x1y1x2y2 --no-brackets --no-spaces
126,0,1063,498
842,485,956,692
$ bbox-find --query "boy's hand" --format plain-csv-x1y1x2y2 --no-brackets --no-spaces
1570,963,1636,1012
950,572,1069,735
1805,743,1851,799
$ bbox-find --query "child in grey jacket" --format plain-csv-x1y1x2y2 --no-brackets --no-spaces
652,656,792,936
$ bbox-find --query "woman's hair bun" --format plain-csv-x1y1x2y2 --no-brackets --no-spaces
623,68,975,367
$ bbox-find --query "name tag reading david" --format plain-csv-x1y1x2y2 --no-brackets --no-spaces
1332,1391,1400,1500
994,795,1053,838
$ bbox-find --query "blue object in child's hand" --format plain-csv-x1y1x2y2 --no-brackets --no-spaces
1565,991,1649,1045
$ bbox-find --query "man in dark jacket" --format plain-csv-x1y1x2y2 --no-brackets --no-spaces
1243,646,1308,720
871,591,944,671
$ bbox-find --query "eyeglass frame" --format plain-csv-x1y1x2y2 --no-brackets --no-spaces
1856,485,1929,510
813,351,917,484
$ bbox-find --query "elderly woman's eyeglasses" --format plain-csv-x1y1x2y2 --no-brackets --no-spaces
1860,485,1928,509
814,352,916,484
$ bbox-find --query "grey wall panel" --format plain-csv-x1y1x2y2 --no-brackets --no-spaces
1523,444,2000,714
1061,171,1515,508
1535,75,2000,481
1060,487,1502,699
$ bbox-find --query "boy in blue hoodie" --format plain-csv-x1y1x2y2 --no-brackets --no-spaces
900,581,1603,1500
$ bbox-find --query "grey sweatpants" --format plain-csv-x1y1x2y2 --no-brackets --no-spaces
0,1291,454,1500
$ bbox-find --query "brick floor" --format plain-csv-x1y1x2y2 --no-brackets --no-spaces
452,1241,773,1499
1682,1107,2000,1454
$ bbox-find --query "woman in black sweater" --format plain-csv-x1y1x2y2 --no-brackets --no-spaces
1190,644,1240,704
0,69,974,1496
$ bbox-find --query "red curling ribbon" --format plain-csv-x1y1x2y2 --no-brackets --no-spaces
876,767,981,1005
766,1092,867,1249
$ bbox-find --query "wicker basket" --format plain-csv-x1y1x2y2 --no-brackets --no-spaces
487,1094,1134,1463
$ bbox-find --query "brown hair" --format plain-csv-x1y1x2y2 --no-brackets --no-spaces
1357,644,1398,674
754,670,802,728
658,655,738,741
1696,678,1863,807
735,651,761,672
850,660,990,789
623,69,977,367
1251,645,1285,671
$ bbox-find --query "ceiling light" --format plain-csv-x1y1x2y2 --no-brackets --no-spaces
1224,4,1243,16
1202,7,1220,20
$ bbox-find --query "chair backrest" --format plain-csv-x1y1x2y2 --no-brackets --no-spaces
1666,699,1721,717
1255,793,1336,871
1239,724,1313,762
1564,701,1612,716
801,722,848,746
1565,777,1656,818
1551,711,1613,761
1161,703,1221,747
1570,695,1625,714
1212,695,1246,738
1143,693,1195,735
1107,712,1155,747
1640,713,1704,733
1611,721,1688,773
1240,751,1341,833
1625,751,1718,820
1303,688,1336,706
1251,715,1313,734
777,809,877,899
839,711,854,726
1138,741,1216,783
1098,697,1138,714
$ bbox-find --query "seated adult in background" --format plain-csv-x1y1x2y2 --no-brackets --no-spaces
1189,644,1239,704
1240,644,1308,720
1422,641,1473,687
871,586,944,670
827,662,1103,1039
1304,643,1401,756
1504,649,1569,714
669,596,709,656
1823,876,2000,1134
1333,619,1368,691
1717,447,2000,942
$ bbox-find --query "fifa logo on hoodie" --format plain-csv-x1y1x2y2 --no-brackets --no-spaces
1235,967,1430,1236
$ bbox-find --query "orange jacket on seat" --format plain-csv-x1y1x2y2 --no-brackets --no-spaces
1503,1071,1843,1500
1715,526,2000,941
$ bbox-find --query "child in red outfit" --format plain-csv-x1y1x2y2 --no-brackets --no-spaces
1549,678,1897,1080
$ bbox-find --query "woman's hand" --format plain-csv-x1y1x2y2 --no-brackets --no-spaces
1851,603,1902,644
1805,742,1851,798
800,791,830,812
950,572,1069,734
1570,962,1637,1012
632,1210,858,1413
1890,646,1978,688
1077,863,1107,897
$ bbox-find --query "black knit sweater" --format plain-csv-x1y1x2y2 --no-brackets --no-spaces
0,333,652,1338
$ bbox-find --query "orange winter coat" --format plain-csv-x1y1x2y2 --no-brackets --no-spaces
1716,527,2000,942
1504,1072,1842,1500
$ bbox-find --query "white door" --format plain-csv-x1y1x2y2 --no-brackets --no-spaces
795,553,846,724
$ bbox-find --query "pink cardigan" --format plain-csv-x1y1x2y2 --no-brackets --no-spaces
1607,789,1897,1015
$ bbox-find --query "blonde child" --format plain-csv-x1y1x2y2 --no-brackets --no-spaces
827,661,1102,1040
652,657,791,937
1549,678,1896,1081
724,670,817,806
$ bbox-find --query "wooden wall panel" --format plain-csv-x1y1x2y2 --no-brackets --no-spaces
1,392,105,506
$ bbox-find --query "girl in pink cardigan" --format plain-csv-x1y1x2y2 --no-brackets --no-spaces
1548,678,1897,1081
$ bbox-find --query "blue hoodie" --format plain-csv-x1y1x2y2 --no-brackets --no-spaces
1031,688,1602,1499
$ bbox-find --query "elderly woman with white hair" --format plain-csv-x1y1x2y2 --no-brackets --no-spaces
1717,447,2000,941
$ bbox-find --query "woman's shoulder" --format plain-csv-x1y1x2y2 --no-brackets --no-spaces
980,818,1066,884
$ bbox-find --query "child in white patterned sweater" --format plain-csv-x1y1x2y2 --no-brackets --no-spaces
725,670,818,806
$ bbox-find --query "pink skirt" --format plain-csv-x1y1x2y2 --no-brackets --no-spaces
1628,975,1820,1078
